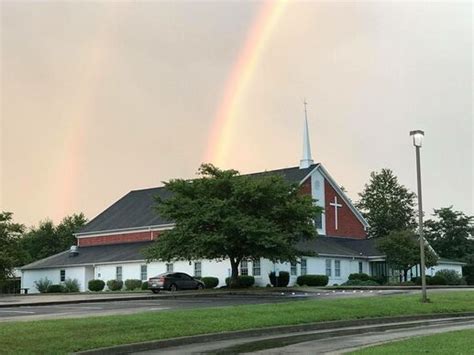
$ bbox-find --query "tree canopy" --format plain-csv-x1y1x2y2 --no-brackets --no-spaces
18,213,87,265
376,229,438,281
356,169,416,239
424,207,474,261
145,164,321,284
0,212,25,281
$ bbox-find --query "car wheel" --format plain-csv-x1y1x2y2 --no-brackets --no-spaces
169,284,178,292
151,289,160,294
197,284,204,290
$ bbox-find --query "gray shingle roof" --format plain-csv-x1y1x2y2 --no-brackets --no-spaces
21,242,153,270
297,236,381,257
22,236,381,270
78,164,319,235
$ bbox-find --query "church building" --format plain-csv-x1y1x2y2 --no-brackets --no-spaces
21,115,464,292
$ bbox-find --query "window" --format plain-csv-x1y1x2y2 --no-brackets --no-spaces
301,259,307,276
290,262,297,276
60,269,66,282
166,263,173,273
240,260,248,276
314,212,323,229
325,259,332,277
359,262,363,274
252,259,261,276
116,266,122,281
335,260,341,277
140,265,147,281
194,261,202,277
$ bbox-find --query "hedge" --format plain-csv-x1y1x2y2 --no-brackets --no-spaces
435,269,463,285
141,281,149,290
88,279,105,292
348,273,370,281
343,279,379,286
225,275,255,288
47,284,64,293
200,277,219,289
268,271,290,287
296,274,329,287
107,280,123,291
125,279,142,291
463,264,474,285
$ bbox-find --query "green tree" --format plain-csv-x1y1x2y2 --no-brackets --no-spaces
376,229,438,281
424,207,474,261
19,213,87,264
0,212,25,280
145,164,321,286
356,169,417,239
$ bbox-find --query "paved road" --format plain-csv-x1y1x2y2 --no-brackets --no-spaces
2,288,470,322
0,290,401,322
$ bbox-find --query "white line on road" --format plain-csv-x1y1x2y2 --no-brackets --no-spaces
0,310,35,314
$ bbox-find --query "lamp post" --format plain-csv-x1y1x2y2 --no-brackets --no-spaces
410,130,428,303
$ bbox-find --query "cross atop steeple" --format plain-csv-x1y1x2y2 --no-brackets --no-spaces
299,99,314,169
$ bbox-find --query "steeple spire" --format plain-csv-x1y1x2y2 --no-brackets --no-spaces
299,99,314,169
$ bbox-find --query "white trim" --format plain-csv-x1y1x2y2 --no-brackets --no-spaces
22,259,146,270
75,224,175,238
316,165,369,228
298,164,320,187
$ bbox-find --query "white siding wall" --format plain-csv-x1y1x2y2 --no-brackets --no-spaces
426,263,464,277
22,267,87,293
23,256,374,292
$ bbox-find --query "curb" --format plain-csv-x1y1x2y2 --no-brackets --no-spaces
0,289,305,308
76,312,474,355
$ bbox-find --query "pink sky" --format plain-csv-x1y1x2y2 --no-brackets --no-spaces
1,1,472,227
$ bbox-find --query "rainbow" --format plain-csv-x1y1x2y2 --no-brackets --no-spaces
52,8,120,222
204,0,288,167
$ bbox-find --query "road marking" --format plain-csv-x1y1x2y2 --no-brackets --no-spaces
0,310,35,314
148,307,171,311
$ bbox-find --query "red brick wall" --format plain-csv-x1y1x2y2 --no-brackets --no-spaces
324,180,366,239
78,231,160,247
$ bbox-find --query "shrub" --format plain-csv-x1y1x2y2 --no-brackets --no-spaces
107,279,123,291
296,275,329,287
428,275,446,285
348,273,370,281
268,271,290,287
141,281,148,290
200,277,219,289
369,276,386,285
463,264,474,285
238,275,255,288
88,279,105,292
47,284,64,293
124,279,142,291
342,279,380,286
63,278,80,293
225,275,255,288
435,269,463,285
34,277,52,293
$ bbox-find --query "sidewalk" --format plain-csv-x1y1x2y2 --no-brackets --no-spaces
0,288,312,308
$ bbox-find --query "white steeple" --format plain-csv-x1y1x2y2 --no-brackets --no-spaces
299,100,314,169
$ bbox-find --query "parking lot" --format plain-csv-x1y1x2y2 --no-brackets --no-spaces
0,289,404,322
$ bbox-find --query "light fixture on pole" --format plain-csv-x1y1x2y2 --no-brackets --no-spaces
410,129,428,303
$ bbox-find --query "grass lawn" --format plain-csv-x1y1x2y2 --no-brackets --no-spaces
351,329,474,354
1,292,473,354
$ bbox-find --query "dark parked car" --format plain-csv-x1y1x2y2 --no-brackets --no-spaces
148,272,205,293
